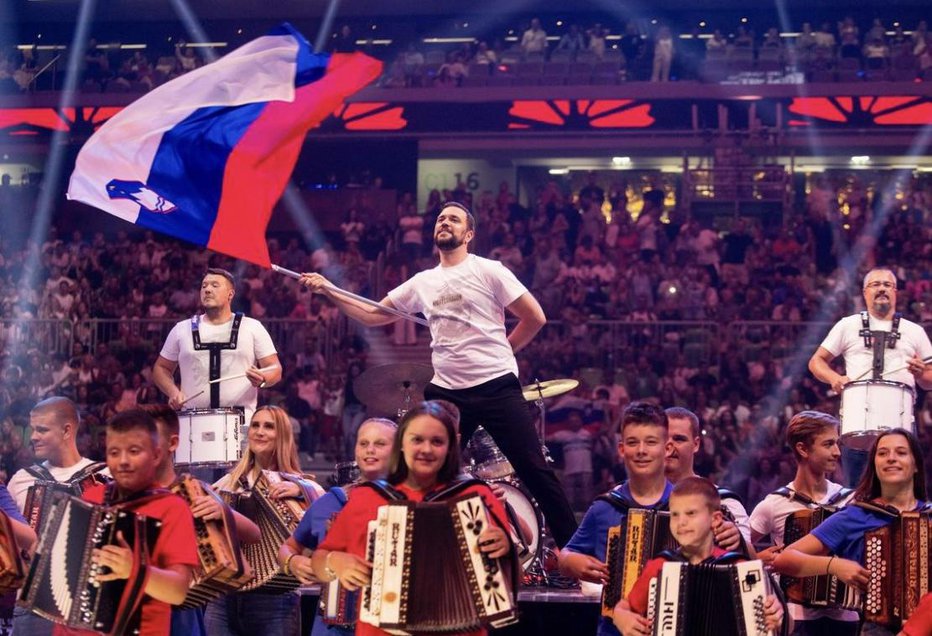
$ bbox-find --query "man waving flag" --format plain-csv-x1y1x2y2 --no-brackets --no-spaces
67,23,382,267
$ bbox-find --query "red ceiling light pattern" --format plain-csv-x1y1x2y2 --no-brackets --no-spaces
0,107,123,135
788,96,932,125
508,99,654,129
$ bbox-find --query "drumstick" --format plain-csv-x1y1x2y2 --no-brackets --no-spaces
208,364,280,385
828,355,932,396
177,365,280,406
272,264,430,327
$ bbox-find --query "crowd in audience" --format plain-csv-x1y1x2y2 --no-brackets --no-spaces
2,13,930,94
0,169,930,511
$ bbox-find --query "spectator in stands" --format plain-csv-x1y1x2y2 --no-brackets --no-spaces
521,18,548,57
435,52,468,87
620,22,643,77
473,41,497,67
796,23,817,57
332,25,357,53
83,38,109,91
761,27,784,52
651,25,675,82
731,26,753,50
863,36,890,71
174,42,199,73
556,24,586,59
587,23,608,60
838,16,861,59
401,43,424,87
706,30,728,55
813,22,837,50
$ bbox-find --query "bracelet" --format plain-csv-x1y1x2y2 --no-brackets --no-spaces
259,380,267,389
826,556,835,575
324,552,338,581
283,553,296,576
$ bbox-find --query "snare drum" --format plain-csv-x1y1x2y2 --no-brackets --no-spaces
468,426,514,481
498,482,543,571
840,380,914,448
175,408,245,467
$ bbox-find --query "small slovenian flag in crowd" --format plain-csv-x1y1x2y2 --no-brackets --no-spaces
67,23,382,267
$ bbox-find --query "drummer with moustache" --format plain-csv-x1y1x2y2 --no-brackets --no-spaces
299,202,578,548
808,267,932,485
152,268,282,426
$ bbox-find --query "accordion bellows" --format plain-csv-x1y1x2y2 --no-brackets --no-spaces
781,508,860,610
221,470,309,593
0,511,25,594
360,493,518,634
647,560,777,636
169,475,254,608
19,492,160,636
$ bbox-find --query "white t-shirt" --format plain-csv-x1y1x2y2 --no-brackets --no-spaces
388,254,526,389
8,457,106,512
820,313,932,389
160,315,277,418
748,480,857,622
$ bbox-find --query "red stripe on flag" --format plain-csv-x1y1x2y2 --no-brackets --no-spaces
208,53,382,266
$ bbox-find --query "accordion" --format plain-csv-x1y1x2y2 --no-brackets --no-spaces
222,470,312,593
360,493,518,634
19,492,161,636
602,509,678,617
781,507,860,610
648,559,777,636
24,471,110,530
169,475,253,608
0,510,26,594
864,510,932,629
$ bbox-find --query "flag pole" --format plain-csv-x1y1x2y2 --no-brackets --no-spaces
272,264,430,327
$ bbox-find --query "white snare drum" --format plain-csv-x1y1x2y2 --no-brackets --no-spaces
469,426,515,481
840,380,914,449
175,408,246,467
498,482,542,571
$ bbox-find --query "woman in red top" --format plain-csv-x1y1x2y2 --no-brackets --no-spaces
312,401,514,636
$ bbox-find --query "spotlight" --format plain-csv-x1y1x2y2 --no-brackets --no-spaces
548,168,569,175
850,156,870,165
612,156,631,166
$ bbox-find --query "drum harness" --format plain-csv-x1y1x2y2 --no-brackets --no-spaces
858,311,902,380
191,312,244,408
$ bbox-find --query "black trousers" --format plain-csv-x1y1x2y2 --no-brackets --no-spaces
425,373,579,547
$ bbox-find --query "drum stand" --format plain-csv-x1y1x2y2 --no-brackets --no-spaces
397,381,415,418
522,380,578,589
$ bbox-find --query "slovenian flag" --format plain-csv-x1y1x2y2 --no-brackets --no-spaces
67,23,382,267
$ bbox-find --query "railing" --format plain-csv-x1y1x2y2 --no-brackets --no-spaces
5,318,930,379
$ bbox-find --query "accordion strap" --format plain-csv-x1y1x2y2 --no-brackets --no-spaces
423,478,488,502
105,483,175,509
355,480,408,501
852,500,901,519
716,487,745,508
24,464,56,482
279,473,321,506
595,489,635,512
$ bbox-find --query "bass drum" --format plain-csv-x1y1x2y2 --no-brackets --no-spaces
497,482,542,571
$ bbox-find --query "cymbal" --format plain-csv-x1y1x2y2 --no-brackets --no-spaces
353,363,433,415
521,379,580,402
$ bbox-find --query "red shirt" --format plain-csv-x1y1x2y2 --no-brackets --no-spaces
54,485,199,636
318,481,511,636
627,546,732,616
902,592,932,636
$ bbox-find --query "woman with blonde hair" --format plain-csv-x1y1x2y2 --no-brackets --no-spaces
206,405,322,636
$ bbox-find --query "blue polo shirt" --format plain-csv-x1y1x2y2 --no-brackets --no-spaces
563,480,673,636
812,500,929,563
0,485,25,524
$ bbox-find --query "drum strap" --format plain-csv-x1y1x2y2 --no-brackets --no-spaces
191,313,244,408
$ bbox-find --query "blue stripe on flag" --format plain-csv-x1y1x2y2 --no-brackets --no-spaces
137,102,265,245
268,22,329,88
